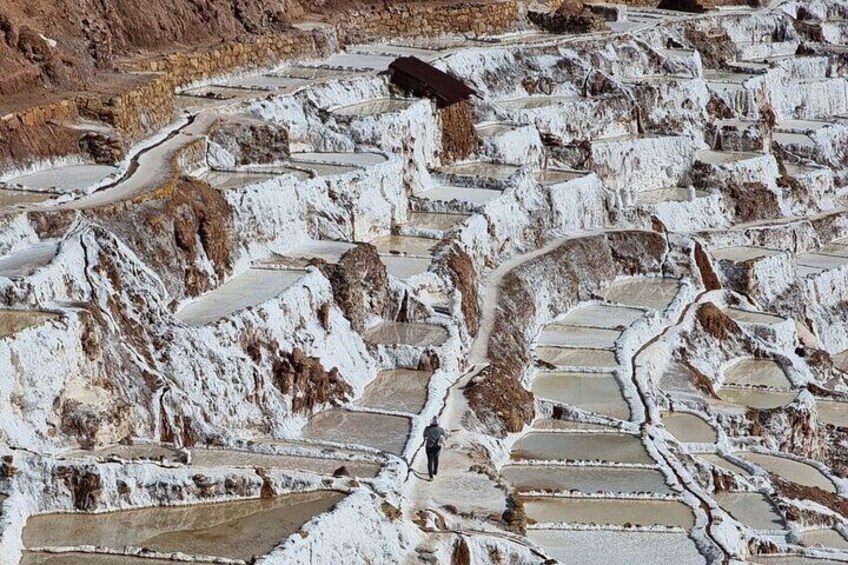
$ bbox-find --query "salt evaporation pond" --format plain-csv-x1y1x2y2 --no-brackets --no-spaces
0,240,59,279
440,161,519,181
754,557,848,565
358,369,430,414
0,188,51,207
476,122,518,138
715,388,798,409
535,169,585,186
22,491,345,561
302,409,410,455
739,452,836,492
290,151,388,167
603,278,680,310
714,492,785,531
380,255,432,279
0,310,60,339
699,453,750,475
8,164,117,193
558,304,645,329
802,528,848,550
176,268,305,326
528,530,707,565
496,95,582,110
203,170,280,190
522,497,695,528
363,322,447,347
711,246,782,263
817,400,848,427
60,443,179,463
189,448,381,478
21,554,206,565
371,235,436,257
221,74,307,90
724,359,791,388
537,324,621,349
663,412,717,443
404,212,467,232
725,307,785,325
635,187,709,205
695,149,763,165
535,346,618,368
511,432,653,463
332,98,412,117
502,464,672,494
416,185,502,206
531,372,630,420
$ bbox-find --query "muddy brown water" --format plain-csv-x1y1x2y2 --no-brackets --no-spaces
662,412,717,443
502,464,672,494
363,322,448,347
531,372,630,420
739,452,836,493
714,492,785,531
603,278,680,310
23,491,345,561
358,369,430,414
301,409,411,455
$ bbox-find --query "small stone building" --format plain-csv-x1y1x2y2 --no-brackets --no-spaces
388,56,477,161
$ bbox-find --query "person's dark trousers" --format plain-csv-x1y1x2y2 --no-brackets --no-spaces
426,445,441,478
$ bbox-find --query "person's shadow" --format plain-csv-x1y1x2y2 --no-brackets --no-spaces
410,469,433,481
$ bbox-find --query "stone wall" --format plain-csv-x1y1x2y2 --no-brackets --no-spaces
339,1,519,43
0,99,81,173
77,75,175,142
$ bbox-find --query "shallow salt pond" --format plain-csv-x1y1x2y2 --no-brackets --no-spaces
176,268,305,326
439,161,519,181
715,387,798,409
496,95,582,110
290,151,388,167
404,212,468,232
363,322,448,347
511,432,653,464
531,372,630,420
220,74,307,91
21,554,207,565
725,307,784,325
662,412,717,443
476,122,519,138
699,453,750,475
754,557,848,565
380,255,432,279
188,449,381,478
319,52,396,71
22,491,344,561
358,369,430,414
711,246,783,263
535,169,585,186
502,464,671,494
301,409,410,455
416,185,502,206
0,188,52,207
816,400,848,427
724,359,791,388
60,444,179,463
528,530,706,565
558,304,645,329
8,164,118,193
603,278,680,310
0,309,60,339
537,325,621,349
265,240,357,266
0,240,59,279
522,497,695,528
796,252,848,274
203,170,281,189
635,187,709,205
370,235,436,258
536,346,619,368
739,452,835,492
714,492,785,531
332,98,412,117
802,528,848,550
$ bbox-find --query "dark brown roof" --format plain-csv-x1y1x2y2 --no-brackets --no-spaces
388,56,476,107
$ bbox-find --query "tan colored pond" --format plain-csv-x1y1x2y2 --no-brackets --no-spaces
363,322,448,347
817,400,848,427
559,304,645,329
538,324,621,349
603,278,680,310
715,387,798,409
711,246,782,263
714,492,785,531
358,369,430,414
725,308,784,325
370,235,436,258
802,528,848,550
502,464,671,494
60,444,179,463
440,161,519,181
699,454,749,475
739,452,835,493
22,491,344,561
21,554,208,565
522,497,695,528
404,212,468,232
333,98,412,116
302,409,410,455
531,372,630,420
189,449,381,478
662,412,717,443
511,432,653,464
0,310,60,339
536,347,619,368
528,530,707,565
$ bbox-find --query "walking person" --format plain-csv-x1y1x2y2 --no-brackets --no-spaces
423,416,448,480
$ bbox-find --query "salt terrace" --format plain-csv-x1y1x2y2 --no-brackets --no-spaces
2,0,848,564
